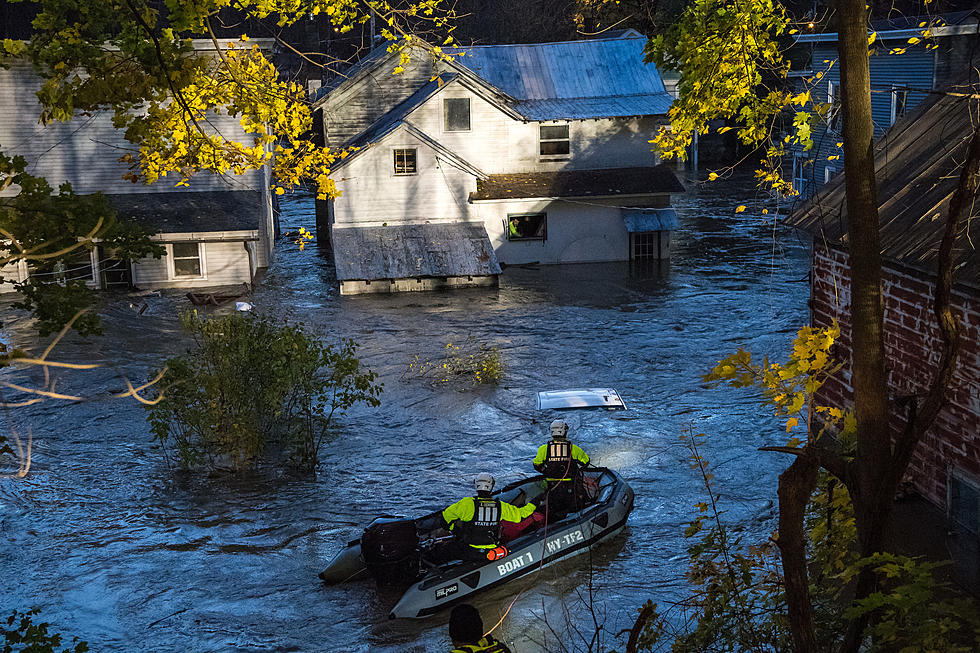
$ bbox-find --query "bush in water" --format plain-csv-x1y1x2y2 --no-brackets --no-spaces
2,609,88,652
147,312,382,473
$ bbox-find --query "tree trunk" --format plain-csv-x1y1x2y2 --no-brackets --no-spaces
835,1,891,650
776,456,820,653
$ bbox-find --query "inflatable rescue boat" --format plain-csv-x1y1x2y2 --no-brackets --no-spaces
318,466,635,619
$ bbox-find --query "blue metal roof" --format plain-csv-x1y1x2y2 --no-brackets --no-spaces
448,35,672,119
622,208,679,232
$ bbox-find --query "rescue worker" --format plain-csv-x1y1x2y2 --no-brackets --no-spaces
533,419,590,520
449,603,512,653
441,473,536,562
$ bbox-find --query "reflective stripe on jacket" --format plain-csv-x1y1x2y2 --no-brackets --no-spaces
450,636,513,652
442,497,536,549
533,440,589,481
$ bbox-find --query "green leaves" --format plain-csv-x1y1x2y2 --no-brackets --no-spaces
147,312,383,474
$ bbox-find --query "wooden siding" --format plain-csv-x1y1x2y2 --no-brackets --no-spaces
404,79,662,174
132,240,252,289
0,61,267,196
320,45,439,148
332,126,479,225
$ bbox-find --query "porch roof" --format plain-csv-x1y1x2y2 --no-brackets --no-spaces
469,165,683,201
107,191,263,234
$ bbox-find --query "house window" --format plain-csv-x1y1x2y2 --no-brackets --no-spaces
444,98,471,132
824,165,840,183
631,232,662,260
539,124,570,158
506,213,547,241
891,85,908,125
792,153,810,195
827,81,841,132
393,148,417,175
170,242,204,278
950,469,980,535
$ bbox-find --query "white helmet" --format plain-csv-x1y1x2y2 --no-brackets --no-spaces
475,472,495,493
550,419,569,440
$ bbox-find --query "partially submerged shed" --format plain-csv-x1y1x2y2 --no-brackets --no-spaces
332,222,502,295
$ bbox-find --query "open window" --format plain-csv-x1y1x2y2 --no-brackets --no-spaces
506,213,547,241
393,148,417,175
443,98,471,132
169,242,205,279
539,124,570,159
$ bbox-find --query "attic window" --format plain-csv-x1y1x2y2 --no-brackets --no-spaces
539,124,570,158
444,98,471,131
393,148,417,175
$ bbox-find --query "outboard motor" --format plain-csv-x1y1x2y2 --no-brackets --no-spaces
360,516,421,586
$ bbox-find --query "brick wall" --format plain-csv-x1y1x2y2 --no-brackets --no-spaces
810,242,980,510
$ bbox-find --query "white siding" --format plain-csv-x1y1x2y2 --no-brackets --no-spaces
402,79,662,174
332,128,479,226
0,259,29,293
132,239,252,289
0,61,266,196
477,199,630,265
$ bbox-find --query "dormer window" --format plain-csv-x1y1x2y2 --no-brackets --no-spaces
393,148,417,175
444,98,471,132
539,124,570,159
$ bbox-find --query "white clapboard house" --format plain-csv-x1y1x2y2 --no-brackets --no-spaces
312,31,683,295
0,39,277,293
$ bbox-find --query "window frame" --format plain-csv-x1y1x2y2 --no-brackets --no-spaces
538,123,571,160
167,241,207,280
505,212,548,242
827,81,842,132
392,148,418,175
792,153,810,196
443,97,471,132
949,467,980,535
890,85,909,125
824,165,840,184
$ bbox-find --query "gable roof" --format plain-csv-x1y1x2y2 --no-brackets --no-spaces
447,35,672,120
795,10,979,44
328,78,487,178
315,34,673,121
784,82,979,289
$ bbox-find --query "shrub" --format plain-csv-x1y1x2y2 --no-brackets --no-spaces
147,312,382,473
405,341,502,387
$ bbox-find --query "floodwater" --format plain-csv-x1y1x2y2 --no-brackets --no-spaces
0,174,811,652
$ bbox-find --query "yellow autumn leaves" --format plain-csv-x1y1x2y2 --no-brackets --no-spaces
705,322,850,448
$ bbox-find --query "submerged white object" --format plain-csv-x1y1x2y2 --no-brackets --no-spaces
536,388,626,411
235,302,253,312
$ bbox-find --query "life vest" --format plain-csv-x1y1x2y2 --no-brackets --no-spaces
542,438,575,480
457,497,501,548
451,636,511,652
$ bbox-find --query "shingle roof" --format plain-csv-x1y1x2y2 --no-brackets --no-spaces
332,222,501,281
784,83,979,288
107,191,263,234
469,165,684,201
449,35,673,120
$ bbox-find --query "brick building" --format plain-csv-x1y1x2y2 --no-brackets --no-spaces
785,84,980,556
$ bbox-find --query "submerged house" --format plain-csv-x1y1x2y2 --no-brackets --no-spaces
312,31,683,295
0,40,277,293
788,10,980,196
784,84,980,583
